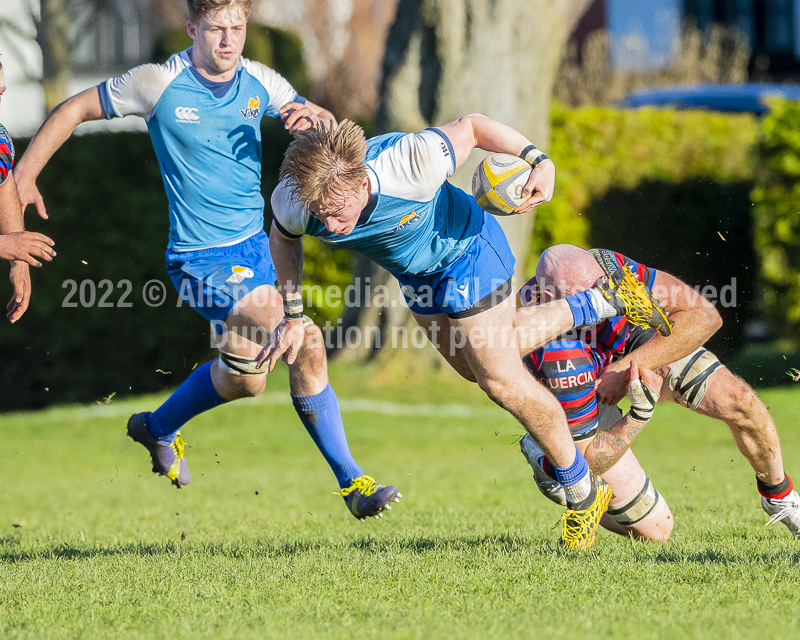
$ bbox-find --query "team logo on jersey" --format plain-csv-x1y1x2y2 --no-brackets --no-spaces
240,96,261,120
175,107,200,124
226,266,255,284
392,211,420,233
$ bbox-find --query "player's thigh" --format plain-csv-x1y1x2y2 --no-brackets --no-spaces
411,310,475,381
452,293,521,384
692,367,756,423
223,283,283,352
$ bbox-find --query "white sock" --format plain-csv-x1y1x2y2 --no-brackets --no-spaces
586,288,618,321
563,473,591,505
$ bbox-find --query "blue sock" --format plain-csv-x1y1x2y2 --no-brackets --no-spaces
565,290,601,327
552,446,589,486
552,445,591,505
148,361,228,441
292,383,363,488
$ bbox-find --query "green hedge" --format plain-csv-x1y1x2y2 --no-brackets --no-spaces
751,99,800,340
0,121,350,411
544,104,760,356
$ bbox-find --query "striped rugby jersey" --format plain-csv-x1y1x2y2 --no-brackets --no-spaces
0,123,14,185
520,249,657,438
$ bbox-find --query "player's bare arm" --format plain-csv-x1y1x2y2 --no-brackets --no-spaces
583,362,662,473
436,113,555,212
596,271,722,405
257,221,306,371
14,88,105,220
0,174,55,321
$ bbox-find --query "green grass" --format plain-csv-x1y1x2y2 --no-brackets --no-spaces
1,363,800,639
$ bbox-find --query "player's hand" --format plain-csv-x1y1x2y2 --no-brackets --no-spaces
256,317,306,372
7,261,31,323
513,159,555,214
626,362,661,422
0,231,55,266
14,170,48,219
279,102,319,134
595,360,630,406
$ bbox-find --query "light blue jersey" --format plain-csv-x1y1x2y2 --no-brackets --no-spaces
99,49,299,251
272,129,486,276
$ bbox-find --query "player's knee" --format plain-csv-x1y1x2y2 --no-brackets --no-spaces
607,475,670,541
217,352,267,398
629,504,673,542
301,322,326,356
475,374,514,404
235,374,267,398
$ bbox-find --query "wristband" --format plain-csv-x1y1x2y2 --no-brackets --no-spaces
520,144,549,168
284,297,304,320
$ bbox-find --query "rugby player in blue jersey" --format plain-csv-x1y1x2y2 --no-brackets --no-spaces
0,61,56,323
14,0,399,520
517,244,800,541
264,119,670,549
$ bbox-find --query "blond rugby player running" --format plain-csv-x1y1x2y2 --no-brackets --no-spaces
261,118,670,549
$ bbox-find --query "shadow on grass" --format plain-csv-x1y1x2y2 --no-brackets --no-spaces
0,533,546,563
2,533,798,566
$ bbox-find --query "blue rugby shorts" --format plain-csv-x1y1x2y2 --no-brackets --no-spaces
165,230,277,327
396,212,516,318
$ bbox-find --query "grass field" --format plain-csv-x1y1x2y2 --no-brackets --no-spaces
1,363,799,639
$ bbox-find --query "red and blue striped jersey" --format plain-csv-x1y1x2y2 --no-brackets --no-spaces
519,248,656,437
524,339,607,438
0,123,14,185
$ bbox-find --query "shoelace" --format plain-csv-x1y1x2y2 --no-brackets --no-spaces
338,475,378,498
765,499,800,527
555,508,592,543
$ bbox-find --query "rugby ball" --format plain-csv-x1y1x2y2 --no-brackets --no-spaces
471,153,532,216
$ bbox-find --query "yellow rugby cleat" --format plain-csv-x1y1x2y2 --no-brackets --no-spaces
557,473,613,550
599,266,672,336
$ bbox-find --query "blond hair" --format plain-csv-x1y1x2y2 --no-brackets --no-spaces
186,0,251,22
280,120,368,207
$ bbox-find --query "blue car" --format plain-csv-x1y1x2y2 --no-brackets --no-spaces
620,83,800,114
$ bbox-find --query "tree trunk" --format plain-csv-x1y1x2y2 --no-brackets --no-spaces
338,0,592,362
37,0,73,113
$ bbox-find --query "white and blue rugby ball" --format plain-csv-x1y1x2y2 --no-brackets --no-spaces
471,153,532,216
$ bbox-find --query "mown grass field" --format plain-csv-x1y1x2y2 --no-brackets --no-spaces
1,363,799,639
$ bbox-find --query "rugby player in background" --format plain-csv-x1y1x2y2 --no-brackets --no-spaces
265,117,670,549
0,61,56,323
13,1,400,521
517,244,800,541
